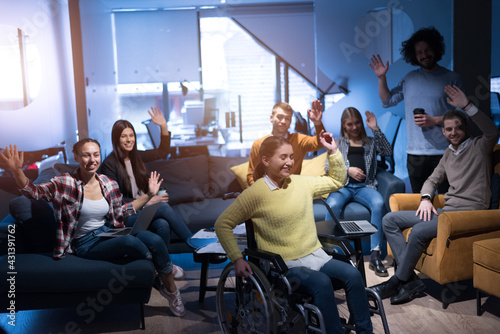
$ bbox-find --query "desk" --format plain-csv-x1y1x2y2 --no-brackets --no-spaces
316,220,376,287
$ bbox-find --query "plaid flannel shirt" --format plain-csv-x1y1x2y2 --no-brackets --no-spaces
20,170,136,259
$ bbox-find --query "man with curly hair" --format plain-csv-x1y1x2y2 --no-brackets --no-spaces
369,27,465,193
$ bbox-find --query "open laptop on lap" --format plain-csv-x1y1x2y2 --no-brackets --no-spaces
317,203,378,236
97,202,161,237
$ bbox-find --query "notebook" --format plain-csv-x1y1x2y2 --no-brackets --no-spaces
318,204,378,235
97,202,161,237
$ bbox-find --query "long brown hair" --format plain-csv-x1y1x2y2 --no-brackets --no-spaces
110,120,149,195
253,136,292,181
340,107,368,141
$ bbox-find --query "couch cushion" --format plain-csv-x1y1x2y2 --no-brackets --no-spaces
33,166,60,184
54,163,79,175
172,197,237,233
208,156,247,198
301,152,328,176
146,157,207,205
230,161,250,191
9,196,57,253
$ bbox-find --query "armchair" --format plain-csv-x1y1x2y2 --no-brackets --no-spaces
387,144,500,308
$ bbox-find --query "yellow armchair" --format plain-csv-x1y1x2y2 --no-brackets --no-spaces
387,144,500,308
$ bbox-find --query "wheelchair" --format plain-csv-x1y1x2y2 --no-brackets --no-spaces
215,220,390,334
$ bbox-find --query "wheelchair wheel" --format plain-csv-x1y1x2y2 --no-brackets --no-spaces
216,261,278,334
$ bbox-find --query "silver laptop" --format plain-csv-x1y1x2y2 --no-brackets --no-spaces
97,202,161,237
317,203,378,235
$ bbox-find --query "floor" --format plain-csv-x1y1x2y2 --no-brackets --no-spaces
0,253,499,334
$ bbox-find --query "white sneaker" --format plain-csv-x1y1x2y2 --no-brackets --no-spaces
173,264,186,281
160,288,186,317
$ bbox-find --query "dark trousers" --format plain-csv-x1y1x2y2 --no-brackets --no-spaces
407,154,449,194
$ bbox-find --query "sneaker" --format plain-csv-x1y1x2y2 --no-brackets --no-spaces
173,264,186,281
161,288,186,317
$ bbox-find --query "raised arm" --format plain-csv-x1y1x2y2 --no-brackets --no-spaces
0,145,28,189
369,54,391,101
131,171,162,211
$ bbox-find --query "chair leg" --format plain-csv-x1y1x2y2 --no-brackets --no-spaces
365,287,390,334
476,289,482,316
140,303,146,330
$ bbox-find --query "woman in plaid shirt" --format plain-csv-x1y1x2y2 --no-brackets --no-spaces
324,107,393,277
0,138,185,317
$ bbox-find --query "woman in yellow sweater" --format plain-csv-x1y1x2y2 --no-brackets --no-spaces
215,131,373,334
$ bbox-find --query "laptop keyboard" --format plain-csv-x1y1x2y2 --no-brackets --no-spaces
340,221,363,233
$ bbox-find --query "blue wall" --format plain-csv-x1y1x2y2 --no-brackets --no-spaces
316,0,453,191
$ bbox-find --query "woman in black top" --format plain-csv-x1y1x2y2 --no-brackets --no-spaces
101,107,192,282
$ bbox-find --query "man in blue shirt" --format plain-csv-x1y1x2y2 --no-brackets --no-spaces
369,27,464,193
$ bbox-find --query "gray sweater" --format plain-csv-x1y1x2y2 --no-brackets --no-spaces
421,105,499,211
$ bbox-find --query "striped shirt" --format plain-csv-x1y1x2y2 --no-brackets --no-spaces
325,129,392,189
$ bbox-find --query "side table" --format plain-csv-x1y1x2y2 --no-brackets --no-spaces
188,232,228,303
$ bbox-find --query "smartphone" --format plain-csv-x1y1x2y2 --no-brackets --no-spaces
413,108,426,115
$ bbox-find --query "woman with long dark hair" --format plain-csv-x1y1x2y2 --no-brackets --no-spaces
215,132,373,334
100,107,192,283
1,139,185,317
325,107,392,277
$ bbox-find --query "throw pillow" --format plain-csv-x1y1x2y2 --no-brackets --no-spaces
9,196,56,253
146,158,206,205
301,152,328,176
230,161,250,190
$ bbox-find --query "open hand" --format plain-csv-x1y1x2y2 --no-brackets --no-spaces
365,111,379,131
369,54,389,78
148,107,168,127
147,171,163,197
308,99,323,125
444,85,469,109
0,145,24,172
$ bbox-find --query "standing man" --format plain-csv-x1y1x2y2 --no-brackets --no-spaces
246,100,325,186
371,85,499,305
369,27,464,193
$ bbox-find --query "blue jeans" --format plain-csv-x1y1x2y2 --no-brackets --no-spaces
73,225,173,276
325,183,385,251
125,202,192,248
286,259,373,334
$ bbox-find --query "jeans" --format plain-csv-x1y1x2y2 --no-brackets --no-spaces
73,225,173,276
286,259,373,334
125,202,192,249
325,183,385,251
383,209,455,281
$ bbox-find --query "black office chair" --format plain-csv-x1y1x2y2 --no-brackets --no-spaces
215,219,390,334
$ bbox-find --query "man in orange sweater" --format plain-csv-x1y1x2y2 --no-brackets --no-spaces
246,100,326,185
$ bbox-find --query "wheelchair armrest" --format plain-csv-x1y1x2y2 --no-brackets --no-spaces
318,235,356,257
244,248,288,274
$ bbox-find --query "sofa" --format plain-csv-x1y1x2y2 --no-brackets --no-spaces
0,151,404,322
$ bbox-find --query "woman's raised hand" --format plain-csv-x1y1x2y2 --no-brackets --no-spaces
319,130,338,154
365,111,379,131
148,107,168,127
0,145,24,172
147,171,163,198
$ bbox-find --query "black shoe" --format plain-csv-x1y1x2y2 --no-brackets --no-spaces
370,277,401,299
390,277,426,304
369,258,389,277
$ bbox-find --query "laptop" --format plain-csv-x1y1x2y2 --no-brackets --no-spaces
97,202,161,237
317,203,378,236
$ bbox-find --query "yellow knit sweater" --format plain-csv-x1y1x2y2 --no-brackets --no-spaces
215,151,346,262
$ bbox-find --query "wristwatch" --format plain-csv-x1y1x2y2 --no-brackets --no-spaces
421,195,432,201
